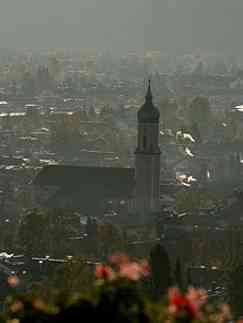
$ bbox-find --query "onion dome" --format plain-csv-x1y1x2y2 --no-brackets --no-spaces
138,80,160,123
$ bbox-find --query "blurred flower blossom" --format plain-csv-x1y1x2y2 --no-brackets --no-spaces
168,287,207,320
218,304,232,323
95,264,115,281
8,275,20,288
119,262,143,281
186,287,208,307
9,319,20,323
96,254,150,282
140,260,150,277
119,260,150,281
109,253,130,267
10,301,24,313
32,299,47,311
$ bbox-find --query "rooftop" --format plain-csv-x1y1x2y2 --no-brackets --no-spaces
34,165,135,199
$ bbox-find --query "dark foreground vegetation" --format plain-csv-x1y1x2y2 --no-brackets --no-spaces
0,253,239,323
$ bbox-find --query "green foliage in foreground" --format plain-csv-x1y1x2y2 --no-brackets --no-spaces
0,254,236,323
2,279,234,323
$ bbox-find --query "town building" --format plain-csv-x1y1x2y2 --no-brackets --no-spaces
34,82,162,220
135,80,161,217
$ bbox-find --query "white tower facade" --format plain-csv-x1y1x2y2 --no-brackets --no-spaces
135,81,161,216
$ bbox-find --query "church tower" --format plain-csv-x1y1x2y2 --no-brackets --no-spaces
135,81,161,216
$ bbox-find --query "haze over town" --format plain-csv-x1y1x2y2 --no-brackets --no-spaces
0,0,243,54
0,0,242,318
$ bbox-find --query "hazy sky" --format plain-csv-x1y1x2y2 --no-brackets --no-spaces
0,0,242,54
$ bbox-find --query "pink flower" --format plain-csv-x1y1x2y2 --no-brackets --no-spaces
32,299,47,311
168,304,178,315
10,301,24,313
186,287,208,307
109,253,150,281
119,262,142,281
140,260,150,277
168,287,181,302
168,287,203,320
95,264,115,280
8,275,20,288
218,304,232,323
109,253,130,267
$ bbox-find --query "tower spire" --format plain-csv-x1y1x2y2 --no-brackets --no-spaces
135,78,161,217
146,79,153,102
138,79,159,123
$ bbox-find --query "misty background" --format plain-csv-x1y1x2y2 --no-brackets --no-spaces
0,0,243,54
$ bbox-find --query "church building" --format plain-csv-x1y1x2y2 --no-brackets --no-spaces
34,82,161,219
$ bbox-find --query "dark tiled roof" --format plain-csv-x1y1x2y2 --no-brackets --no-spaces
46,188,108,212
34,165,135,198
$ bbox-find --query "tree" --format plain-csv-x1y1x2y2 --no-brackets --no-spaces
97,223,123,258
213,61,228,75
160,98,178,130
149,244,171,299
175,190,220,213
48,56,61,81
18,209,47,257
88,105,97,120
36,66,53,92
228,265,243,316
47,257,94,294
174,258,183,289
17,209,78,258
187,96,212,128
191,123,202,143
50,120,80,155
21,71,36,96
192,61,205,75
